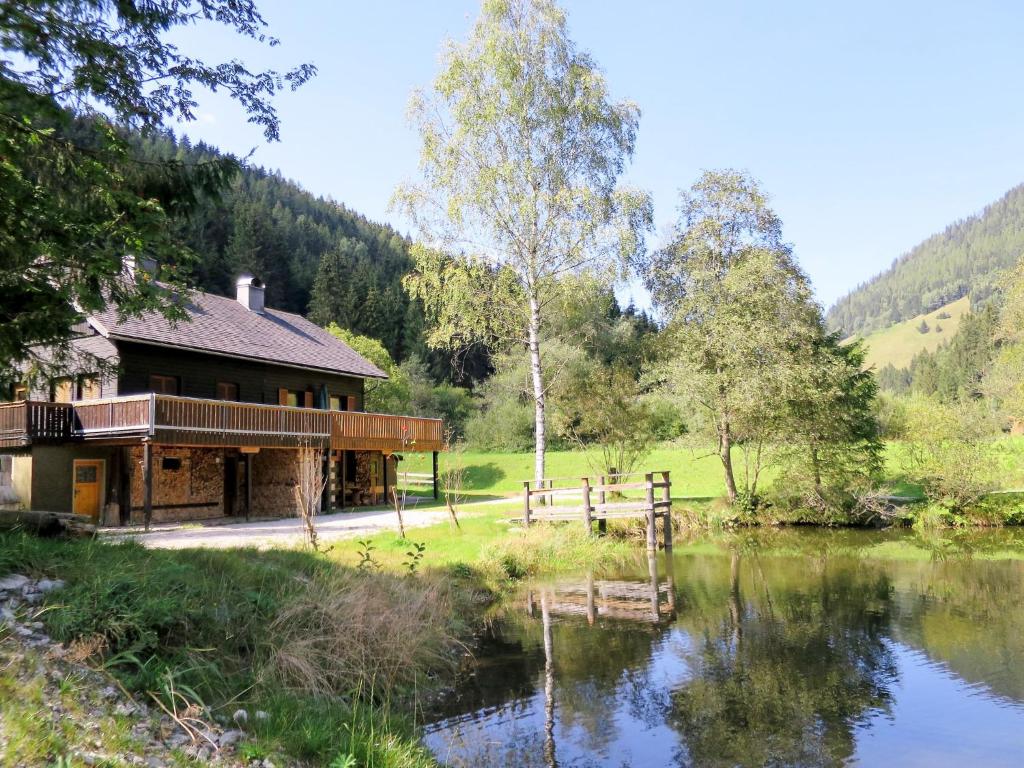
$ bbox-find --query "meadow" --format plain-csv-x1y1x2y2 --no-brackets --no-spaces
399,436,1024,502
846,295,970,370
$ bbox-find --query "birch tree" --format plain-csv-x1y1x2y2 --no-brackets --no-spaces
395,0,651,485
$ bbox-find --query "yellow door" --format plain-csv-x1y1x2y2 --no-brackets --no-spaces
73,460,103,520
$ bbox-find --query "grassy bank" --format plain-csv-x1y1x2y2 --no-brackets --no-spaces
0,511,633,766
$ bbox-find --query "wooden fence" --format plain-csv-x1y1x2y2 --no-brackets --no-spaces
521,471,673,551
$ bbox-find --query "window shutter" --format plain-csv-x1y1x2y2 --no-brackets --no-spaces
304,390,314,408
278,388,289,406
346,395,358,412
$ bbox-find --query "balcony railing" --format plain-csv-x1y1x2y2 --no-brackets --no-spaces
0,395,444,453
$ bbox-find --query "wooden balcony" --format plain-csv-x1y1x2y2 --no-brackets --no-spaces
0,401,74,447
0,395,444,453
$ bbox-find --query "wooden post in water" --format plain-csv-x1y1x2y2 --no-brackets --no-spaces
597,475,607,535
647,551,660,620
586,571,596,625
581,476,592,535
523,481,532,527
645,472,656,551
661,470,673,551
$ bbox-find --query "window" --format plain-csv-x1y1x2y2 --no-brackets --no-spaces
217,382,239,401
53,377,74,403
0,455,11,488
149,374,179,395
79,376,101,400
278,388,305,407
329,394,347,411
161,457,182,471
12,384,27,402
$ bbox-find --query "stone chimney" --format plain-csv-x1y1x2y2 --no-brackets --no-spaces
236,274,265,313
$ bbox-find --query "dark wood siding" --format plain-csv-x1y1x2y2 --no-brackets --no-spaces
115,341,365,410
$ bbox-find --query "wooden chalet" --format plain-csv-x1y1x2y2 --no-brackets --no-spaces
0,267,443,527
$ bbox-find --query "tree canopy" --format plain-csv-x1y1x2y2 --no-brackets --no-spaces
0,0,315,388
396,0,651,485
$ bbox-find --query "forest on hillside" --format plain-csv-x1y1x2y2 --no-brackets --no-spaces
827,183,1024,337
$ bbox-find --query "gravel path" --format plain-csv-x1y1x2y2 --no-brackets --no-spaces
101,506,457,550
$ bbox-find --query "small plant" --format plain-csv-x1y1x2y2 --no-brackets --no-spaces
330,754,358,768
441,428,466,529
917,319,930,334
295,443,329,552
355,538,380,573
238,741,270,762
403,541,426,576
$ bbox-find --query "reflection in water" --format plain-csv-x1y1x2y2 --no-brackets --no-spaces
423,530,1024,767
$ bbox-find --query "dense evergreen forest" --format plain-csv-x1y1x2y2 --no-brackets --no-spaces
135,131,486,383
827,183,1024,337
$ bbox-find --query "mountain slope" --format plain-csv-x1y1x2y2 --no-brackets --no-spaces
826,184,1024,337
851,296,969,371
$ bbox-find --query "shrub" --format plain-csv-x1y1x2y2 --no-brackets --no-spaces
464,398,535,451
901,396,998,510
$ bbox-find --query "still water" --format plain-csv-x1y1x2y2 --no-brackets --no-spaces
423,529,1024,767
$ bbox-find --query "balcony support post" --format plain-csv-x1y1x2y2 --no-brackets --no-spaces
432,451,439,500
143,442,153,531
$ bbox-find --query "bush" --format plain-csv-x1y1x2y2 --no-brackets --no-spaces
901,396,998,509
464,398,535,451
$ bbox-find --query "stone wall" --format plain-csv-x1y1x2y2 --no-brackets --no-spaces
129,446,224,524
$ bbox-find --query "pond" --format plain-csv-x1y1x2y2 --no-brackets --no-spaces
423,528,1024,767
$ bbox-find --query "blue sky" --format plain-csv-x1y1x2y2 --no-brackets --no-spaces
173,0,1024,309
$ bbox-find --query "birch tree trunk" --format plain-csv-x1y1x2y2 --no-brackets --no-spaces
528,291,547,488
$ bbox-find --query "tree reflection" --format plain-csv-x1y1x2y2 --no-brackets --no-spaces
668,550,898,767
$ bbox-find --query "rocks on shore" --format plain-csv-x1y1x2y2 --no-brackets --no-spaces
1,574,280,766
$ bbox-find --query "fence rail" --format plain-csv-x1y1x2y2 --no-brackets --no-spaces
521,471,673,551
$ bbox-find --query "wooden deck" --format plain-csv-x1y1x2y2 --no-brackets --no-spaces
520,472,674,551
0,396,444,453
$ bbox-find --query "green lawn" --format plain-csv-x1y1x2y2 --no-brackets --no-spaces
399,436,1024,502
401,445,731,499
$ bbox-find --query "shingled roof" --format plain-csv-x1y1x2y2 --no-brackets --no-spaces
87,287,388,380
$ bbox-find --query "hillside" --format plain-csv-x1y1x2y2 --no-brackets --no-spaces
826,183,1024,337
136,131,490,384
138,132,419,361
850,296,969,371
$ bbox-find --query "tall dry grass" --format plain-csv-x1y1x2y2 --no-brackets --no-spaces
266,570,461,699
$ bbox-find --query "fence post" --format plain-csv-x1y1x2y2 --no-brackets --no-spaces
581,476,592,535
661,470,673,551
523,481,532,527
598,474,607,535
645,472,656,552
